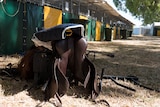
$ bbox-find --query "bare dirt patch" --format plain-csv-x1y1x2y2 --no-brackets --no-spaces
0,35,160,107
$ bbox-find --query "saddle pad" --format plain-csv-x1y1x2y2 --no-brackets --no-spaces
33,23,84,42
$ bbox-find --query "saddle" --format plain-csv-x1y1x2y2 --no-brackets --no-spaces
18,24,101,105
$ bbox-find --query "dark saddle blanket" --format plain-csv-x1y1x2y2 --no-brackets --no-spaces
18,23,101,102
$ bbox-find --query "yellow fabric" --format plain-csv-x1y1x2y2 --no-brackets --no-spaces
44,6,62,28
95,21,101,41
157,30,160,36
79,15,88,20
79,15,88,37
106,24,110,28
113,26,116,40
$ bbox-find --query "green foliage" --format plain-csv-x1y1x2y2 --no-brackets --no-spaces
113,0,160,25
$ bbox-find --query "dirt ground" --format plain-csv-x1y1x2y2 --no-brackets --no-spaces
0,35,160,107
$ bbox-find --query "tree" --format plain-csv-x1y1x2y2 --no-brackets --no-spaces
113,0,160,25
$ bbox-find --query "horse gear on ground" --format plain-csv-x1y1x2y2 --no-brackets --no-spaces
18,24,101,104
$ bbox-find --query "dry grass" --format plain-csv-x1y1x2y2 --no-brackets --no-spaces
0,35,160,107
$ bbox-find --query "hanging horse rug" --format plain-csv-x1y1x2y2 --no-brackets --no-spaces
18,24,101,106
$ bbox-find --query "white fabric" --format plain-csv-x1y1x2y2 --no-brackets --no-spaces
31,34,53,51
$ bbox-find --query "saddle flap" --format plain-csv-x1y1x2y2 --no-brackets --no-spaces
54,59,69,97
56,65,69,97
44,75,58,101
84,57,101,99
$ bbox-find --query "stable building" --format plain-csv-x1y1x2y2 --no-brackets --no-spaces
0,0,134,55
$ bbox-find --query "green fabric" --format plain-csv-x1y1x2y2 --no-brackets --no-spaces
91,19,96,41
62,12,79,23
0,1,43,54
62,12,72,23
71,14,79,19
101,23,105,40
0,0,23,55
26,3,43,49
86,19,91,41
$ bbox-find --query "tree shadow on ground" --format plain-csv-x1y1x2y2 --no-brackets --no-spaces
0,68,45,101
87,40,160,92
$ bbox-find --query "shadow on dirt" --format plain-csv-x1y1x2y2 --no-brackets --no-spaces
88,41,160,92
0,68,44,101
0,67,137,102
